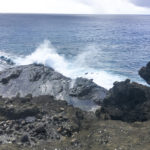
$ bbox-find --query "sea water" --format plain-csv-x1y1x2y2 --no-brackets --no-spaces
0,14,150,89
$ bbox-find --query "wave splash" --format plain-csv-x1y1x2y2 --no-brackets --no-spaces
14,40,125,89
15,40,70,75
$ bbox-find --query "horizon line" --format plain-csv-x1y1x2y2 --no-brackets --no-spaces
0,12,150,15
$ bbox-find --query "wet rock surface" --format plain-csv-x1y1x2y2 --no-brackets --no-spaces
96,79,150,122
0,64,108,109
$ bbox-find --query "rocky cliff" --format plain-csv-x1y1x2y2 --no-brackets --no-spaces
0,64,108,111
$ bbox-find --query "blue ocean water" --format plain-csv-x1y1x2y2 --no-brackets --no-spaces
0,14,150,89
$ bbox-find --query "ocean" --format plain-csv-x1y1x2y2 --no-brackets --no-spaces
0,14,150,89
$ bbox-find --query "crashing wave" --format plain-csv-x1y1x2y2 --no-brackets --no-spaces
14,40,125,89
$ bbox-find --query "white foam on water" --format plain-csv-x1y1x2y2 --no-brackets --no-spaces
14,40,126,89
0,50,17,71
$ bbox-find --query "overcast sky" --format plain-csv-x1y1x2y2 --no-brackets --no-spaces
0,0,150,14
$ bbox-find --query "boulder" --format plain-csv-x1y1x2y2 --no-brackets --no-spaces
69,78,107,104
96,79,150,122
139,61,150,84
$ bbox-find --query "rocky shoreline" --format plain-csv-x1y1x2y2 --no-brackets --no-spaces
0,62,150,149
0,64,107,111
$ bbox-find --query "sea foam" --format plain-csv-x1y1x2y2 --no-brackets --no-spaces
14,40,125,89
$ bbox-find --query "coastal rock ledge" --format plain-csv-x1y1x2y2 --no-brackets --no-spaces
0,64,150,149
0,64,108,110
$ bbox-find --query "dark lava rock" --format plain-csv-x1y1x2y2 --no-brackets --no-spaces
34,123,47,136
69,77,108,104
139,61,150,84
20,135,29,143
0,95,150,150
96,79,150,122
0,64,107,110
0,105,39,120
0,95,84,145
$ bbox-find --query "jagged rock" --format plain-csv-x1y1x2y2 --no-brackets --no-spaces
96,79,150,122
0,64,69,99
0,69,22,84
139,61,150,84
69,78,108,104
0,64,108,110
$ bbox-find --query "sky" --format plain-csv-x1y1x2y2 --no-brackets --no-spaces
0,0,150,14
